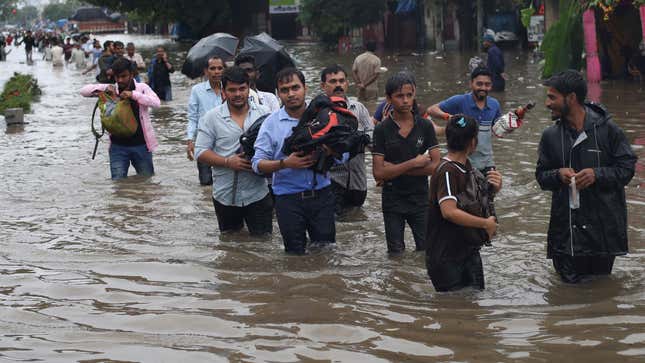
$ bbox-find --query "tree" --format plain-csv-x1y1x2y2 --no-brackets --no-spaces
42,0,85,21
16,5,38,23
299,0,386,45
84,0,266,37
0,0,19,22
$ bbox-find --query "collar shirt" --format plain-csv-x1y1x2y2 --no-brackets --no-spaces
187,81,224,140
439,92,502,170
252,107,345,195
194,102,269,206
329,99,374,191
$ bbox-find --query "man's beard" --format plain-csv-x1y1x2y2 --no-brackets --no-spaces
551,100,570,121
475,90,487,101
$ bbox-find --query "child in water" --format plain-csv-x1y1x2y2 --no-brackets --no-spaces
426,115,502,291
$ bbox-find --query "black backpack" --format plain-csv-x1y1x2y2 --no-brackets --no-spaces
239,113,270,160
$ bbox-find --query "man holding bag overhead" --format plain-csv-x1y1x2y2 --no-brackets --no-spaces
81,57,161,180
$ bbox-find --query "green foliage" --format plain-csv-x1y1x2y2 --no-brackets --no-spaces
299,0,386,45
540,0,584,78
42,0,85,21
0,0,18,22
0,73,41,114
15,5,39,22
520,4,534,28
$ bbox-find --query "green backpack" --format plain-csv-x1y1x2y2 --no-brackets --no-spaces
97,91,138,137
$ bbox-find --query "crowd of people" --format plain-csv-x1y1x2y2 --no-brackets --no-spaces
1,31,620,293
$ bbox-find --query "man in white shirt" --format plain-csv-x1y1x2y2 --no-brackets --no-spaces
51,40,64,67
125,42,146,82
234,54,280,112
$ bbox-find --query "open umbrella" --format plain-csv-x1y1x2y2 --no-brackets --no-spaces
238,32,296,92
181,33,238,79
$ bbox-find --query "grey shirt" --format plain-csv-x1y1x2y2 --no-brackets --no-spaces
329,99,373,191
195,102,269,206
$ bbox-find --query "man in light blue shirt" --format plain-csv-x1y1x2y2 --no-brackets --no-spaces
186,56,226,185
195,66,272,236
252,68,347,254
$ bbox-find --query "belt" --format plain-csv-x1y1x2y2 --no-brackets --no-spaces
291,185,331,200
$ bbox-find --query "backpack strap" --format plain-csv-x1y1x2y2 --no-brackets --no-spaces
90,100,104,160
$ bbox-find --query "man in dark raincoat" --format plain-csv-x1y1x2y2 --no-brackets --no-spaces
536,70,637,283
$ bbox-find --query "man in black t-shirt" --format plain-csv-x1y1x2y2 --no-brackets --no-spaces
372,72,441,253
17,31,36,64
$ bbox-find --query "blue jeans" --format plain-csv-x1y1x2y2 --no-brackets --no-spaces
109,144,154,180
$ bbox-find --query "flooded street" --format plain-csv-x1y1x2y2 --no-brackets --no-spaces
1,34,644,362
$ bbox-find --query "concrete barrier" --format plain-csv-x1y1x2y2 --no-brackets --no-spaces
4,108,25,125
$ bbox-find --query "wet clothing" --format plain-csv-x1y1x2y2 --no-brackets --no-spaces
20,35,36,51
439,93,501,171
110,82,146,147
552,253,615,283
486,44,505,92
353,51,381,99
148,56,174,101
97,53,115,83
535,102,636,262
51,46,64,67
426,158,487,291
108,143,154,180
63,43,73,61
212,193,273,235
329,99,373,213
81,81,161,153
372,115,439,252
194,102,270,208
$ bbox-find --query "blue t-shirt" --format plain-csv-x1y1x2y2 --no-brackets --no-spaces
439,92,501,170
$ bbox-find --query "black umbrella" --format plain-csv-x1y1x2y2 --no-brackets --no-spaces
181,33,238,79
238,32,296,92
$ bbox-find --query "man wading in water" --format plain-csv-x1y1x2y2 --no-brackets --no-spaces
81,58,161,180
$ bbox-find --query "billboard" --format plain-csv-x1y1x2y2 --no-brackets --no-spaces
270,0,300,14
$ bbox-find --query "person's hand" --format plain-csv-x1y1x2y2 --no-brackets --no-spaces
501,72,509,81
186,140,194,161
284,151,315,169
484,216,497,239
486,169,503,192
162,53,168,62
227,153,251,171
104,85,116,95
411,154,430,169
558,168,575,185
119,90,132,100
574,168,595,190
357,82,365,90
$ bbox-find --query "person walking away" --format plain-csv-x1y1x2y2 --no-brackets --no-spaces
70,43,86,70
195,66,272,236
320,64,374,215
16,30,36,64
252,68,348,255
51,39,64,67
80,58,161,180
0,35,6,62
125,42,146,82
482,34,507,92
372,72,441,254
234,54,280,112
535,70,637,283
352,41,382,101
186,56,226,185
83,41,115,83
427,67,502,174
63,38,73,63
148,46,175,101
426,115,502,291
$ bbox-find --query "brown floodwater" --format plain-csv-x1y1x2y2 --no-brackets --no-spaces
1,34,644,362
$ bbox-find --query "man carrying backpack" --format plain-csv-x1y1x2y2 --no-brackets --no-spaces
80,58,161,180
252,68,348,254
320,64,373,215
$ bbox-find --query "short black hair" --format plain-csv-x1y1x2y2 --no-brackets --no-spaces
446,114,478,152
543,69,587,105
221,66,250,88
103,40,113,51
126,42,135,48
111,57,132,75
206,56,226,69
320,64,346,83
471,66,492,80
385,71,416,97
114,41,124,48
234,54,256,68
275,67,306,89
366,41,377,52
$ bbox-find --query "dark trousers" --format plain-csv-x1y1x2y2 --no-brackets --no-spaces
383,208,427,253
212,193,273,235
197,161,212,186
428,251,485,292
552,253,616,283
331,181,367,214
274,186,336,255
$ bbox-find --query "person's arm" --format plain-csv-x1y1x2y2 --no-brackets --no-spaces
131,83,161,108
588,121,637,189
79,83,109,97
426,103,452,122
401,147,441,176
535,130,572,191
186,88,199,141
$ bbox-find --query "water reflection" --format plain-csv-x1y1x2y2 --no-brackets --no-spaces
0,35,643,362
